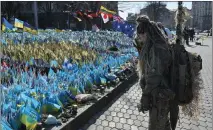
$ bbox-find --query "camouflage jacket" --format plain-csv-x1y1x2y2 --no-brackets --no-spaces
140,42,172,96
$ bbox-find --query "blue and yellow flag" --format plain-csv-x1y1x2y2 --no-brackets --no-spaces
14,18,24,28
100,6,116,15
19,106,40,130
55,28,62,32
2,17,13,29
30,28,38,35
23,22,38,35
23,22,32,33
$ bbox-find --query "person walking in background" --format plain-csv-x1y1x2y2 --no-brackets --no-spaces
192,28,195,41
189,28,194,42
183,27,190,46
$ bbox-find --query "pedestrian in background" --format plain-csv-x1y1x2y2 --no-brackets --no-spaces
183,27,190,46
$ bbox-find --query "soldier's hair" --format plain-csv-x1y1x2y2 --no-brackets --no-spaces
135,15,168,80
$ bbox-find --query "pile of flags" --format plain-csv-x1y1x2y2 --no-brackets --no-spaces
1,17,38,35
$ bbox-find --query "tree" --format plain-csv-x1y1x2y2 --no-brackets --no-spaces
141,2,167,21
1,1,25,21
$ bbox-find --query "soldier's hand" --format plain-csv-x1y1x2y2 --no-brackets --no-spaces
137,103,149,114
138,94,151,113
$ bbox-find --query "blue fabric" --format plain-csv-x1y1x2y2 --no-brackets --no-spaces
112,21,135,38
2,17,13,29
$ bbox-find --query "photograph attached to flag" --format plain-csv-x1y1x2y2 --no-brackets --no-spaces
101,13,109,23
113,15,124,23
14,18,24,28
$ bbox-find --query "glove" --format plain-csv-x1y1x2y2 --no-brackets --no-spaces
138,94,151,113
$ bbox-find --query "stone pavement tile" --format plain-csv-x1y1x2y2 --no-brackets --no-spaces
103,127,111,130
106,115,113,121
123,113,130,119
99,115,106,120
113,116,120,123
181,118,191,124
101,120,109,127
141,121,149,128
127,119,134,125
115,122,123,129
138,126,147,130
206,122,212,128
198,125,208,130
117,112,124,118
111,111,117,117
199,121,208,127
96,125,104,130
189,124,200,130
133,119,142,127
181,122,191,129
120,118,127,124
111,128,118,130
131,125,139,130
109,121,115,128
95,119,102,125
207,127,213,130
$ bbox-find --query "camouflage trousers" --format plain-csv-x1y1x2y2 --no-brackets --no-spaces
148,98,179,130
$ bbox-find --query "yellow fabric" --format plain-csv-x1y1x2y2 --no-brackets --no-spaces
15,21,24,28
55,29,62,32
74,17,82,22
100,6,116,14
23,26,32,33
2,24,6,31
30,29,38,35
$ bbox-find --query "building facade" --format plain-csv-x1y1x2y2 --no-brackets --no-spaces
140,7,176,30
192,1,212,30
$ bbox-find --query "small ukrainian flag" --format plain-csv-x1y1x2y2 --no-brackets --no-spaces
30,29,38,35
14,18,24,28
55,28,62,32
23,22,32,33
2,17,13,29
2,24,6,31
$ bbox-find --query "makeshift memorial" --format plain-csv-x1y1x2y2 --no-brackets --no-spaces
1,30,138,129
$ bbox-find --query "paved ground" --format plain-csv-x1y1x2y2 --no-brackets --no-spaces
80,36,212,130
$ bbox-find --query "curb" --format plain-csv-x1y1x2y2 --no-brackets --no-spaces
53,72,138,130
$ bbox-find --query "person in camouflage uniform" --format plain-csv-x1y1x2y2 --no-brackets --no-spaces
134,15,179,130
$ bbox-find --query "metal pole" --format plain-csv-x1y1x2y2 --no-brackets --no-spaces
33,1,38,29
68,12,70,29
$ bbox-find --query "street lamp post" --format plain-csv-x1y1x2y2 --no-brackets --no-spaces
33,1,39,29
